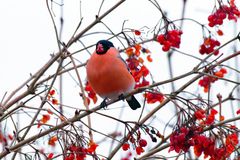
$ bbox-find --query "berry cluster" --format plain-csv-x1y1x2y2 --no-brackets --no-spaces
208,4,240,27
85,82,98,104
132,65,150,89
132,65,149,83
194,108,220,125
48,136,58,146
37,114,51,128
122,138,148,155
199,38,220,55
122,127,162,155
194,109,205,120
64,145,87,160
225,133,239,156
48,89,58,105
169,126,201,153
193,135,219,159
157,30,183,52
194,133,238,159
64,141,98,160
169,125,239,159
206,109,217,125
125,44,142,57
198,76,215,93
198,68,227,92
144,91,165,104
214,68,227,78
125,44,151,89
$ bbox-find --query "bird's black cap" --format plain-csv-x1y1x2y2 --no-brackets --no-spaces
96,40,114,55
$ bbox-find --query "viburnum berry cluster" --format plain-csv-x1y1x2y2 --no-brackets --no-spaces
64,141,98,160
208,1,240,27
64,145,87,160
169,124,239,159
122,139,147,155
84,82,98,104
144,91,165,104
132,65,150,88
122,136,148,155
37,113,51,128
194,108,218,125
122,126,163,155
156,29,183,52
48,89,58,105
125,44,151,89
169,126,200,153
48,136,58,146
199,37,221,55
169,97,239,160
198,68,227,92
195,132,239,159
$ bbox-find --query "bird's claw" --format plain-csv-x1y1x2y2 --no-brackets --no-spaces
118,94,125,101
100,98,108,109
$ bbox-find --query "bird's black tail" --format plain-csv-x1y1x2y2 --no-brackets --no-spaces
126,95,141,110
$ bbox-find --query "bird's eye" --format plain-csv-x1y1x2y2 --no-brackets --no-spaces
96,43,104,53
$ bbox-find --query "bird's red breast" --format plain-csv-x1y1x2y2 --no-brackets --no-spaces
86,47,135,99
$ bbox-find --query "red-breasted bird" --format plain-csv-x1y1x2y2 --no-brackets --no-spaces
86,40,141,110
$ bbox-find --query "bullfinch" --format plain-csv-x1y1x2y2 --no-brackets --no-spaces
86,40,141,110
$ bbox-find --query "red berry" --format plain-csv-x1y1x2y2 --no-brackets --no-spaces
122,143,130,151
220,13,226,19
194,109,206,120
134,30,141,36
208,22,214,27
213,50,219,55
139,139,147,147
136,146,144,155
157,34,165,44
47,153,54,159
49,89,55,96
157,29,182,52
208,15,214,21
220,68,227,74
199,38,221,55
237,109,240,115
162,44,170,52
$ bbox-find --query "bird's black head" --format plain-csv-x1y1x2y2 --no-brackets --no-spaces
96,40,114,55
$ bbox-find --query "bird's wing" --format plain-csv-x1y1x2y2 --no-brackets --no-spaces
117,54,131,73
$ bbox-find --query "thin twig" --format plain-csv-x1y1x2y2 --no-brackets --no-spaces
68,54,93,141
